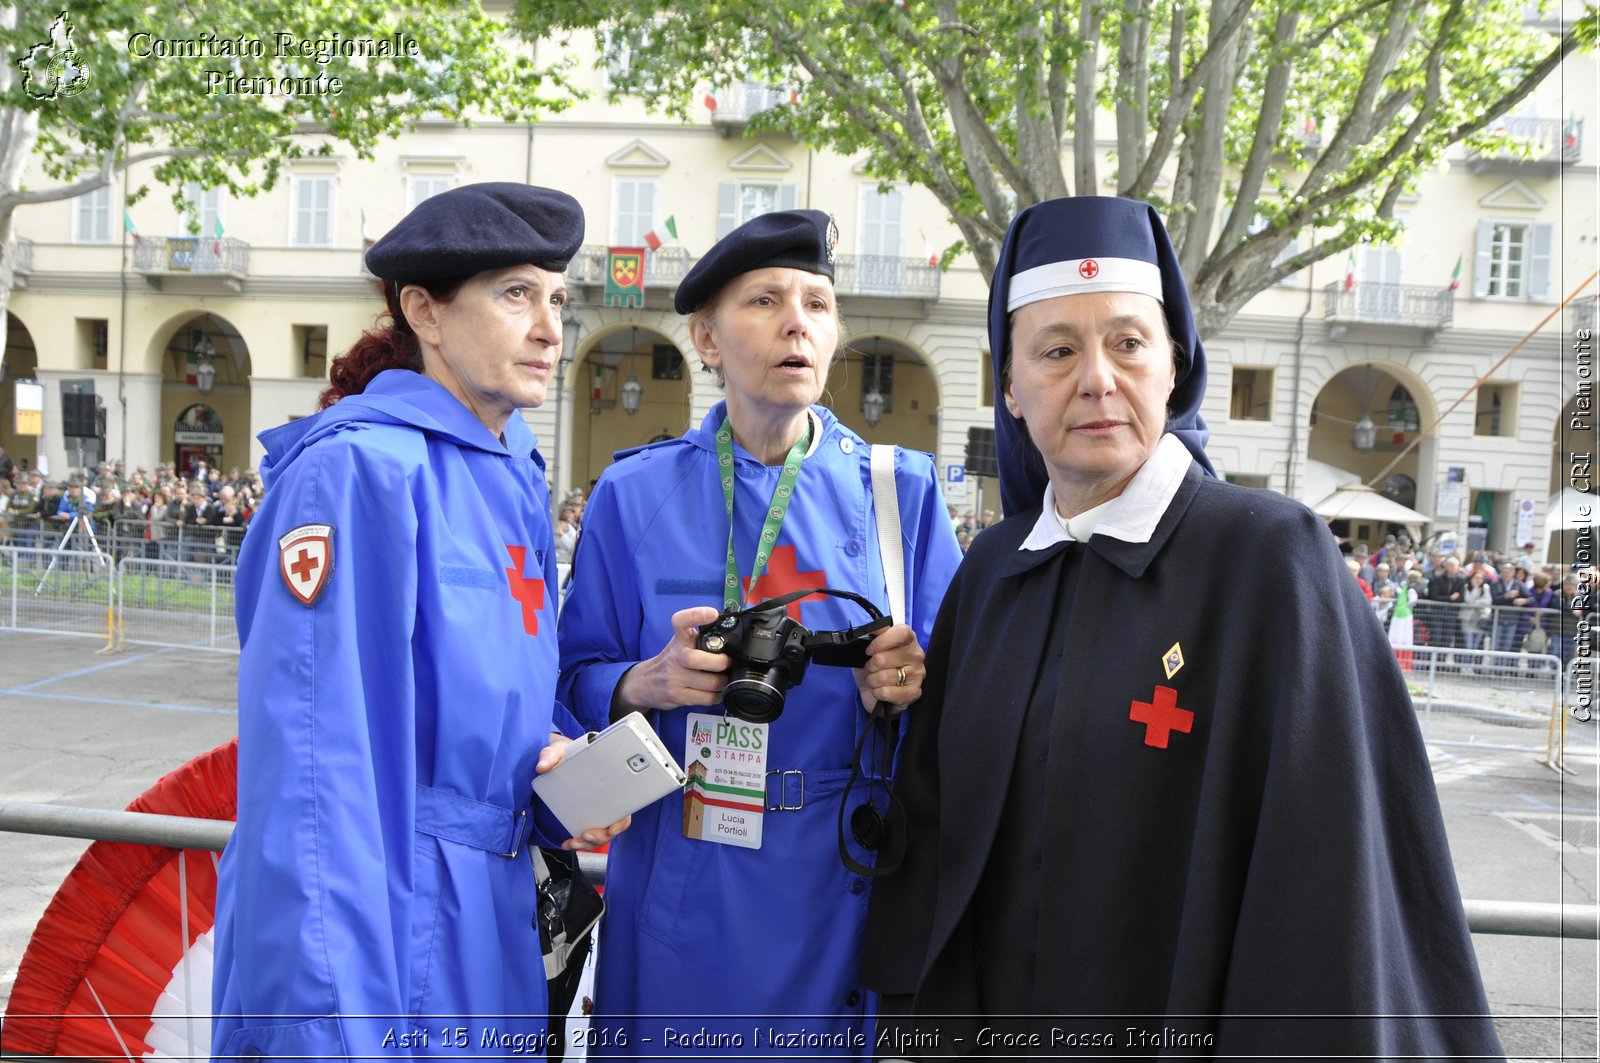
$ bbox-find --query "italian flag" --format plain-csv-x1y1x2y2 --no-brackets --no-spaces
1448,255,1463,292
1565,114,1580,150
643,215,677,251
122,211,138,239
211,216,224,255
1342,252,1356,293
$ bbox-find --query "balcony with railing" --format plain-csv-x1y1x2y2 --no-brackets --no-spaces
567,245,940,303
834,254,941,299
10,237,33,287
1464,116,1582,176
1324,282,1453,336
710,83,793,136
133,235,250,290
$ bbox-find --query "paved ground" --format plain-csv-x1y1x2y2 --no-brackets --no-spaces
0,630,1596,1060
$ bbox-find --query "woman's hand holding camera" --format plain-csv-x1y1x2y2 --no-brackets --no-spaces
854,623,925,713
536,733,632,850
613,606,730,717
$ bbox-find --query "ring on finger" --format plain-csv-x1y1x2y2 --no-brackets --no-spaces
896,666,908,686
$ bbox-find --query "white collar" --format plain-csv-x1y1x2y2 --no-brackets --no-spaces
1019,433,1192,551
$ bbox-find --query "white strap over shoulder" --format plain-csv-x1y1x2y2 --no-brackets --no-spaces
870,444,906,626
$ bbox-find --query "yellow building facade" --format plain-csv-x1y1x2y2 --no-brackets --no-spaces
5,26,1595,555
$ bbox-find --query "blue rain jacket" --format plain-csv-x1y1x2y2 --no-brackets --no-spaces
558,403,962,1059
213,370,571,1061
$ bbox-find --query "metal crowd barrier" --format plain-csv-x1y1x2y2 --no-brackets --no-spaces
0,549,573,653
0,515,249,566
1,800,1595,939
0,545,238,652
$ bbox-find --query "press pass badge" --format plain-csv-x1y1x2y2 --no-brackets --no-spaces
279,523,334,606
683,713,768,850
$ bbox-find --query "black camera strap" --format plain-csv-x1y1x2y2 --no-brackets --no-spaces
837,699,906,877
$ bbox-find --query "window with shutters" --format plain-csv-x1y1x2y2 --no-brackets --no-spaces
651,344,683,380
1487,223,1527,297
1474,220,1553,300
78,319,109,370
1474,382,1519,437
291,175,334,247
858,184,907,294
74,185,112,243
408,174,454,210
613,178,659,245
183,184,223,239
1249,212,1303,287
716,181,798,239
1229,367,1274,421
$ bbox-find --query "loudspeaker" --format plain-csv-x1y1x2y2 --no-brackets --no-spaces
964,426,998,479
62,391,96,438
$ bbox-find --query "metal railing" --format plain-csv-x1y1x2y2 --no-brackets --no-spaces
132,235,250,276
1325,281,1454,329
0,801,1593,939
1,516,249,566
1465,115,1583,165
0,545,239,652
567,245,941,300
711,82,791,122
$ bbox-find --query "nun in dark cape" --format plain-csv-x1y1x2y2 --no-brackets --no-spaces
860,197,1503,1061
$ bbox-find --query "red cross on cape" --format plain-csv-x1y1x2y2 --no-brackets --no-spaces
1129,685,1193,749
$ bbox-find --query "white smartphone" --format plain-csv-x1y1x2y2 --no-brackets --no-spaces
533,712,687,838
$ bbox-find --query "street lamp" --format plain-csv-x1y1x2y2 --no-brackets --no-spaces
1351,364,1375,451
621,373,643,415
862,353,885,427
862,388,885,427
1352,412,1377,451
192,329,217,396
555,303,583,505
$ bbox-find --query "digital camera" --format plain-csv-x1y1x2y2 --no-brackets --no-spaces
696,591,890,724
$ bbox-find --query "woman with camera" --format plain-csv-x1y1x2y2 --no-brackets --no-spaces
558,210,962,1058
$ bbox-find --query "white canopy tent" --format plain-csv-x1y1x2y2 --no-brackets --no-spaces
1300,458,1362,506
1311,484,1431,535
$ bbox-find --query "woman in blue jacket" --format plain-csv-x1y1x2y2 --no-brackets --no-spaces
212,184,627,1061
558,210,962,1059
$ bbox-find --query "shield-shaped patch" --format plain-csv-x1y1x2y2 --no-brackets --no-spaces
278,523,334,606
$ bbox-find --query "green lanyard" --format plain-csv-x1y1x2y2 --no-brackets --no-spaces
717,415,811,612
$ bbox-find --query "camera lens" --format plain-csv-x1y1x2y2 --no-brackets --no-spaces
723,667,789,723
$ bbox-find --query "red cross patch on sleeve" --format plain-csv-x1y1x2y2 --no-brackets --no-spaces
278,524,334,606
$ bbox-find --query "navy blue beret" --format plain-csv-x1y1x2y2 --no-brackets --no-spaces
674,209,839,314
364,182,585,281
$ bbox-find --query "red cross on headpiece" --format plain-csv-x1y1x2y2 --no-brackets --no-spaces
1129,685,1193,749
503,545,546,636
1078,258,1100,279
742,544,826,621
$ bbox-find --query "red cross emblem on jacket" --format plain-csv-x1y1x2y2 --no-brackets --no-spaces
742,544,826,620
503,545,545,636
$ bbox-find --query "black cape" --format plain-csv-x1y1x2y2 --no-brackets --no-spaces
861,463,1504,1061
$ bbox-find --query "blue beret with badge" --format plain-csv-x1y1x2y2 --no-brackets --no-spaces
674,209,839,314
364,182,585,281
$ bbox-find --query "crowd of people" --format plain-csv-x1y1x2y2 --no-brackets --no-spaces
1345,532,1592,668
0,453,265,564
